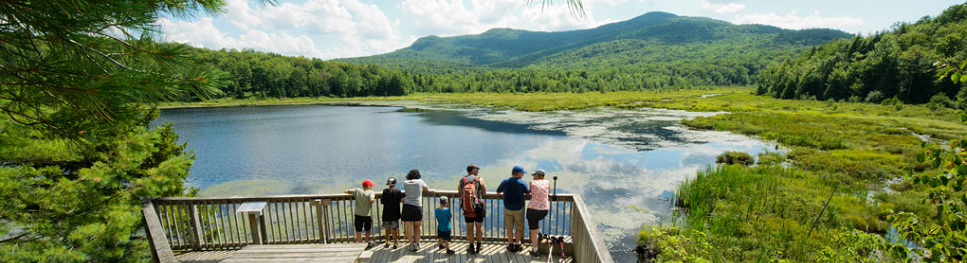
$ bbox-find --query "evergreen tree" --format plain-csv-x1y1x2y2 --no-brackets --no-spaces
0,0,248,262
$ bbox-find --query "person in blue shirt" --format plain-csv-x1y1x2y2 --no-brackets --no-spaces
496,165,530,253
435,196,455,255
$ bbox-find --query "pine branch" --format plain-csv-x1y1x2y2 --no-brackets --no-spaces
0,232,29,244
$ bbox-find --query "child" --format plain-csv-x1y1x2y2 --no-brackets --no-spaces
435,196,455,254
380,177,404,249
345,179,376,250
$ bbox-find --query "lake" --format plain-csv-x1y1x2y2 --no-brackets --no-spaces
155,104,776,262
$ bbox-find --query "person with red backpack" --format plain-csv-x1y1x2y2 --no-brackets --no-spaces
458,164,486,255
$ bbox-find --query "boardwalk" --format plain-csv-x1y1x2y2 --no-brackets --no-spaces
175,242,574,263
144,191,611,263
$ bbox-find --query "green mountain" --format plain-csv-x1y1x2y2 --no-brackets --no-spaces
343,12,852,70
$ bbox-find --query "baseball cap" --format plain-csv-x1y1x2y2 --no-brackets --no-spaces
439,196,448,203
532,169,546,176
512,165,526,174
467,164,481,170
362,179,375,188
386,177,397,186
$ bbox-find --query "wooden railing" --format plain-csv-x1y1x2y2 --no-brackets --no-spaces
142,190,613,263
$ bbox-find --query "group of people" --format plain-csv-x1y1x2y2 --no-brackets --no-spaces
343,164,551,256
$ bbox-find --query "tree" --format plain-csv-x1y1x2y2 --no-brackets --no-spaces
890,140,967,262
0,0,228,142
0,0,252,262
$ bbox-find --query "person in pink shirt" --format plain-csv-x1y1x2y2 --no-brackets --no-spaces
526,169,550,256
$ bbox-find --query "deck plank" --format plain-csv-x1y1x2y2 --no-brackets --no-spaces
174,241,574,263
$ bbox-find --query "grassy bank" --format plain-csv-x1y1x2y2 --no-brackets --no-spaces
158,86,749,110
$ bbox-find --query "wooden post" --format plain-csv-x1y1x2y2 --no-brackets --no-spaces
188,202,204,250
313,199,325,243
247,213,262,245
321,199,332,244
259,213,268,244
141,199,178,263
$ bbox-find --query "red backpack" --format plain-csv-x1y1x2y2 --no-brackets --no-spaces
460,175,484,217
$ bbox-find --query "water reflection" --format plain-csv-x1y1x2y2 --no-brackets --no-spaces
155,105,775,262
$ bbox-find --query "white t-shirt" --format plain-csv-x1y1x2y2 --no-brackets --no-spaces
403,179,428,207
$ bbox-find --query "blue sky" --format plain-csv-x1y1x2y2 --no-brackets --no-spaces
158,0,964,59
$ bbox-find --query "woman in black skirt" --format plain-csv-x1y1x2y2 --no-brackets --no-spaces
401,169,430,251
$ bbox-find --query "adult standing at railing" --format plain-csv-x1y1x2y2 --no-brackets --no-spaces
402,169,430,252
496,165,530,253
458,164,487,254
526,169,550,256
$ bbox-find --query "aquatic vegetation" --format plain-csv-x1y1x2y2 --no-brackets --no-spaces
715,151,754,166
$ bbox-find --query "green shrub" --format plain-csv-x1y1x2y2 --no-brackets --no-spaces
926,93,954,111
757,152,785,165
637,227,712,263
715,151,754,166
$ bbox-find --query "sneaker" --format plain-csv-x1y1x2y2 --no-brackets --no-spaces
439,243,445,250
365,242,373,250
529,248,540,256
409,244,418,252
476,242,482,250
446,249,455,255
506,244,516,252
392,243,398,250
467,244,476,255
384,242,391,249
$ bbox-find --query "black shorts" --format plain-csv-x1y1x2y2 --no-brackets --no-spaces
526,209,548,230
354,215,372,232
401,204,422,222
438,230,451,241
464,208,486,223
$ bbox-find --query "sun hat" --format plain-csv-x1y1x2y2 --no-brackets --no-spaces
467,164,481,172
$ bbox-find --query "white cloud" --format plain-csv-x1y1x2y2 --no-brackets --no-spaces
732,10,864,30
701,0,745,14
158,17,239,49
238,30,326,58
159,0,406,59
223,0,263,29
522,3,613,32
158,17,326,58
401,0,610,36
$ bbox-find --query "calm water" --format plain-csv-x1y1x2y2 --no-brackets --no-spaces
155,104,776,262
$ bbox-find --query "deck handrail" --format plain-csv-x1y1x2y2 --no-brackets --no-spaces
142,190,613,263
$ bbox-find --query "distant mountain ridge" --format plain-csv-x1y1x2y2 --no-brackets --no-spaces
342,11,852,69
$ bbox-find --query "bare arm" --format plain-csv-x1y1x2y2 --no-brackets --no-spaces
479,178,487,195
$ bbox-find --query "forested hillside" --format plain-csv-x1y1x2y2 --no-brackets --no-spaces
756,3,967,106
184,12,851,100
340,12,850,88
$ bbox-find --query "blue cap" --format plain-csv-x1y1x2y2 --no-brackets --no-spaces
512,165,526,174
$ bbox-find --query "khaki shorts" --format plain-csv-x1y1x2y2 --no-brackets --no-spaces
504,208,525,233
